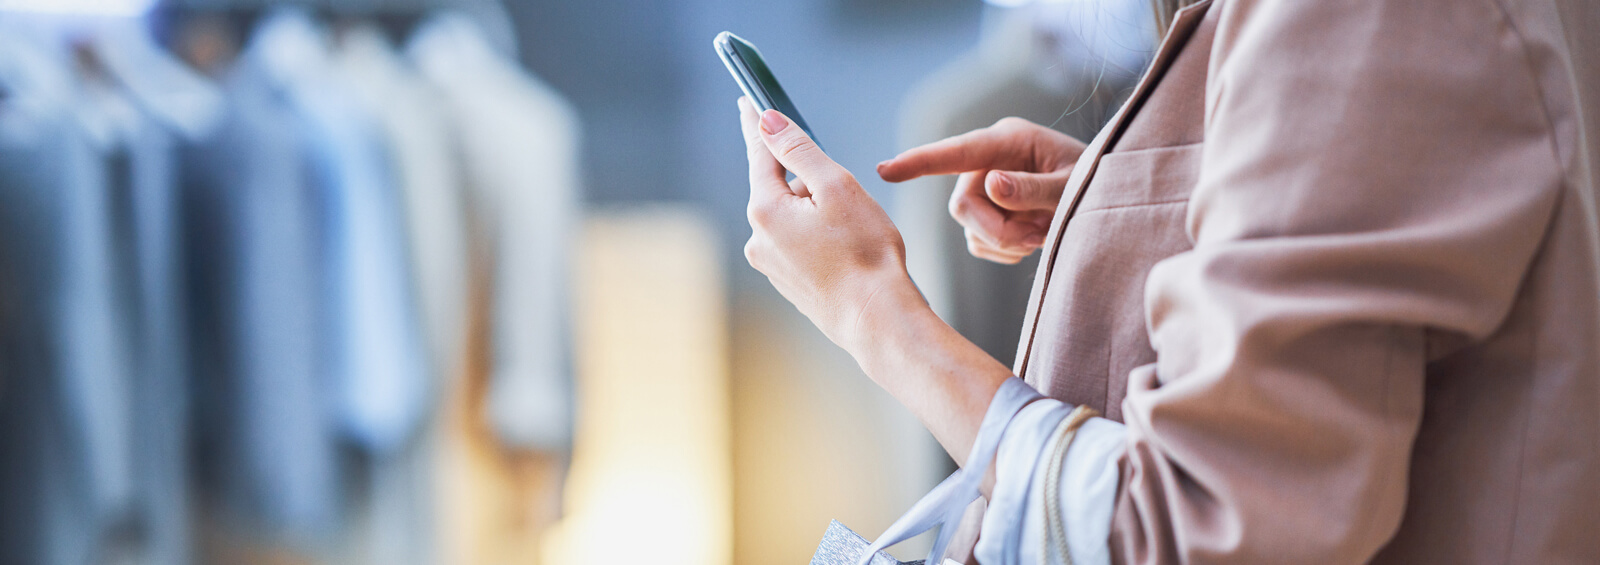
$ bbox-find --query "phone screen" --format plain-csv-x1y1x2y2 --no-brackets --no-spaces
715,32,821,148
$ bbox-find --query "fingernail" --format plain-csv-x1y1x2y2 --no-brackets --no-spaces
760,110,788,134
994,173,1014,198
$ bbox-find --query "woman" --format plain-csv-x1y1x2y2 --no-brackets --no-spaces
736,0,1599,563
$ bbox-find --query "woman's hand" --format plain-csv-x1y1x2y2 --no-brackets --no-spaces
738,97,920,350
736,98,1013,466
877,117,1087,264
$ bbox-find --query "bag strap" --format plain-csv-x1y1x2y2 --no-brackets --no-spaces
857,377,1042,565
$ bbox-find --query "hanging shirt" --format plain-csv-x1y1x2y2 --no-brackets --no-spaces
0,25,114,565
84,19,222,565
0,16,217,564
253,10,430,455
408,13,580,452
332,24,469,410
329,23,471,565
183,19,339,544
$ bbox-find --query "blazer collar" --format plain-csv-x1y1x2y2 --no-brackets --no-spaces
1095,0,1214,157
1015,0,1215,379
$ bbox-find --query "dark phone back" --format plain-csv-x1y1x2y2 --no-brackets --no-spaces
717,32,821,146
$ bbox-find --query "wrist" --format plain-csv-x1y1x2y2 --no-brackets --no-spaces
838,270,932,374
830,267,1017,467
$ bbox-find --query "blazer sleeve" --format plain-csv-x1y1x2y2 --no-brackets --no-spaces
1110,0,1565,563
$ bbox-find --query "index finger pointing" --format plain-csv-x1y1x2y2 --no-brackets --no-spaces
876,119,1041,183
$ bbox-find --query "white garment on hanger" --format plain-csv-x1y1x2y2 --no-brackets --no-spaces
333,24,470,403
408,13,581,452
330,25,470,565
253,9,431,454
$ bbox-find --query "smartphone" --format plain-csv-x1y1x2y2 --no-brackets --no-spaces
715,31,821,148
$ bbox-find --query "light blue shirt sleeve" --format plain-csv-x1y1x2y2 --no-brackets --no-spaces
975,399,1072,563
974,400,1127,565
859,378,1127,565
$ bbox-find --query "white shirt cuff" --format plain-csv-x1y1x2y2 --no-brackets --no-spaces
975,399,1127,565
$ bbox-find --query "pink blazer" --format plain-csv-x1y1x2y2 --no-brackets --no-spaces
987,0,1600,562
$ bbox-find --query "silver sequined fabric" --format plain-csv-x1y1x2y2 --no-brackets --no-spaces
809,520,925,565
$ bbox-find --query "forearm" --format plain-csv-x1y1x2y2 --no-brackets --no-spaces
840,273,1013,466
837,273,1128,565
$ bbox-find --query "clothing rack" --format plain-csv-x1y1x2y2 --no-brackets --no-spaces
158,0,468,20
149,0,517,61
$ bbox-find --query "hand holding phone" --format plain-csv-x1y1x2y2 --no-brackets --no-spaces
714,31,821,149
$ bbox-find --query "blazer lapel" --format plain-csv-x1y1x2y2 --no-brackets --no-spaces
1014,0,1215,379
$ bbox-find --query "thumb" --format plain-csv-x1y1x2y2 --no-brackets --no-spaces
985,168,1073,212
758,109,848,192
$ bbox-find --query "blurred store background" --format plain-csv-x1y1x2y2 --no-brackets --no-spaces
0,0,1153,563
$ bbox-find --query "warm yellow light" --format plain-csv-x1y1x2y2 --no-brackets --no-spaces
543,208,732,565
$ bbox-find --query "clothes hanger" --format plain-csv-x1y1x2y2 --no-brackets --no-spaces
0,5,220,141
371,0,432,48
86,14,225,139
